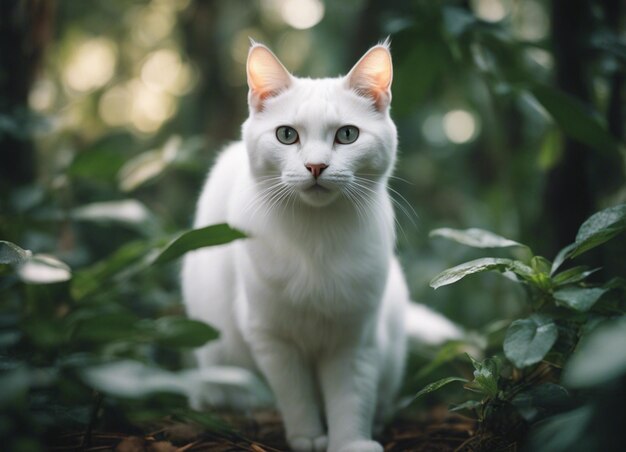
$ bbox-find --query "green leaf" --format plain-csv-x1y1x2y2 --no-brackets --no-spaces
604,277,626,291
449,399,482,413
22,317,69,348
151,317,219,347
526,406,592,452
531,256,551,274
73,313,138,342
415,341,468,379
0,367,31,406
550,243,577,275
529,84,620,155
152,223,246,265
553,286,608,312
118,136,183,192
504,315,558,368
552,266,599,286
71,199,158,234
442,6,476,37
17,254,71,284
511,383,572,422
71,240,153,300
82,360,192,398
537,129,563,171
430,228,526,249
466,355,501,398
83,360,272,404
571,204,626,258
413,377,468,401
563,316,626,387
552,204,626,269
430,258,533,289
0,241,32,265
68,133,131,182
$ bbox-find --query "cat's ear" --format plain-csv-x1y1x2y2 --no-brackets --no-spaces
247,42,293,111
345,41,393,111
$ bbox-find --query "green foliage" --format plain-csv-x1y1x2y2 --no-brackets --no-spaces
430,257,533,289
503,315,557,368
429,228,525,249
529,83,620,155
570,204,626,258
418,204,626,448
0,222,242,447
562,317,626,388
152,224,246,265
413,376,469,400
466,355,501,399
0,241,32,264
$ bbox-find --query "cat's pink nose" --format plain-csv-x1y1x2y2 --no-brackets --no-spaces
305,163,328,179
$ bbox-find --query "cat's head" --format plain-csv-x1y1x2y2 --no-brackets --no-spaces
242,41,397,208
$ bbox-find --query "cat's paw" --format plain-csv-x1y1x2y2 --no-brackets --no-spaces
337,439,383,452
288,435,328,452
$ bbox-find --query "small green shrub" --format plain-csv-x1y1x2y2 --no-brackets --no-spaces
416,204,626,451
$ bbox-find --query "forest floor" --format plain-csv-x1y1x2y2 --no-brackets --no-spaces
50,406,494,452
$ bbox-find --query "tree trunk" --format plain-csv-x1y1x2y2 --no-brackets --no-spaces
543,0,595,253
0,0,55,196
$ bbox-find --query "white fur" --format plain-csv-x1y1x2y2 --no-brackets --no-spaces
181,43,460,452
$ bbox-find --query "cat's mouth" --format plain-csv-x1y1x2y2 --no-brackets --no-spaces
305,182,331,194
297,180,340,207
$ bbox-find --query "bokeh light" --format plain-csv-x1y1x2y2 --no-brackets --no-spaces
29,79,57,112
130,4,176,47
422,114,448,146
129,80,176,133
277,30,312,70
63,38,117,92
141,49,181,93
280,0,325,30
98,84,132,127
471,0,508,22
442,110,479,144
514,0,549,41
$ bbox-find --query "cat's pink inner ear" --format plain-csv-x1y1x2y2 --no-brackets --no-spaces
346,45,393,111
247,45,292,110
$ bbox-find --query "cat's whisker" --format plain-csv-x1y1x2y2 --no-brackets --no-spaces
246,182,290,221
341,186,366,225
352,177,418,228
348,187,372,226
346,184,380,224
357,173,415,186
243,181,285,218
264,184,293,219
383,185,419,225
285,188,299,224
349,182,404,239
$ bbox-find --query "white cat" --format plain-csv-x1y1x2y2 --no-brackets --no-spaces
181,41,461,452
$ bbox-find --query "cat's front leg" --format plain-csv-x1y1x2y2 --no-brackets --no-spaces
249,333,327,452
319,345,382,452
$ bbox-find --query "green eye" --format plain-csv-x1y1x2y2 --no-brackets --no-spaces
276,126,299,145
335,125,359,144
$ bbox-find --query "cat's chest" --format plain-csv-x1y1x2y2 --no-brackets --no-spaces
240,230,390,313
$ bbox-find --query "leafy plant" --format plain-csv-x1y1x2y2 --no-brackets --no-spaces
0,224,245,450
417,204,626,450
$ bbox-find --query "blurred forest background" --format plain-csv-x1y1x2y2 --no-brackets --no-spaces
0,0,624,450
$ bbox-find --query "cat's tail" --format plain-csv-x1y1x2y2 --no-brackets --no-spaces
405,302,464,346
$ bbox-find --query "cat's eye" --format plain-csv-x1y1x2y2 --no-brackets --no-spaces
335,125,359,144
276,126,299,145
